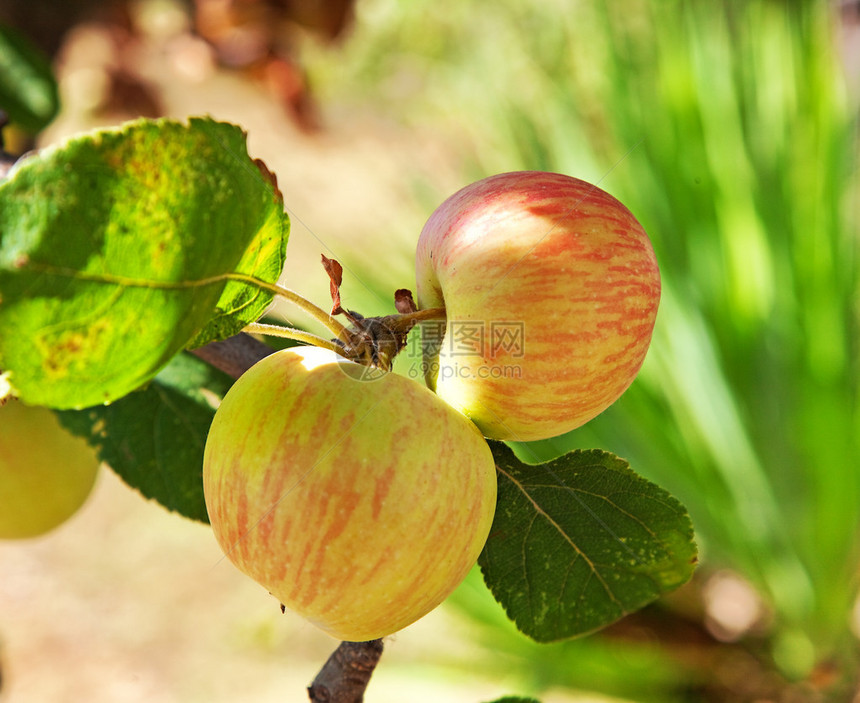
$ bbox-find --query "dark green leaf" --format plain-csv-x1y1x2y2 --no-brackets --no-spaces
0,116,288,408
56,352,233,523
485,698,541,703
479,442,696,642
0,24,59,132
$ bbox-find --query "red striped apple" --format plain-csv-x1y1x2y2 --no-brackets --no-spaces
0,400,100,538
415,171,660,442
202,345,497,642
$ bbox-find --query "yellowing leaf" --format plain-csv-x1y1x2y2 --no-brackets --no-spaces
0,117,288,408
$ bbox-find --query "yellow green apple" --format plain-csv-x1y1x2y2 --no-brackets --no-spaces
415,171,661,442
202,345,497,642
0,400,100,538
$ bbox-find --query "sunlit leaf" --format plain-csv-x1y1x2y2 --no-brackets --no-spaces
0,116,288,409
186,157,288,347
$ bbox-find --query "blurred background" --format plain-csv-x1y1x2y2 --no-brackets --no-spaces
0,0,858,701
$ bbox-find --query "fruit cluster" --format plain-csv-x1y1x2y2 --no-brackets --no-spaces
202,171,661,641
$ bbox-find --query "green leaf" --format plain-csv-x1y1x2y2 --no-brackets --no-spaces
56,352,233,523
0,24,59,132
186,158,289,348
479,442,696,642
0,116,288,409
484,698,541,703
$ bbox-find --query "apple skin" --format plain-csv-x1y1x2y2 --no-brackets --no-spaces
202,345,497,642
415,171,661,442
0,400,100,538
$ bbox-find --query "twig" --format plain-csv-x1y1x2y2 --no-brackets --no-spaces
188,333,386,701
189,332,273,378
307,640,384,703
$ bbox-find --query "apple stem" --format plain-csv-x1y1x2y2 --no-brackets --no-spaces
225,272,448,369
395,307,447,324
242,322,351,359
226,273,351,342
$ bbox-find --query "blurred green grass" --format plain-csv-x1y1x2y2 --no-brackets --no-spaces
306,0,859,699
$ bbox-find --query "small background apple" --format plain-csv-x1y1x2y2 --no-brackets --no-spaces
0,400,100,539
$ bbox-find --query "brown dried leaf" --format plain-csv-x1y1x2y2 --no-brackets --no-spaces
253,158,282,202
320,254,344,315
394,289,418,314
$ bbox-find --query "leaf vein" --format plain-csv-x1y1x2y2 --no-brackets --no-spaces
498,463,624,610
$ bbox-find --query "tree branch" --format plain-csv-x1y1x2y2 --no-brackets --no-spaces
307,640,384,703
189,333,385,702
189,332,273,378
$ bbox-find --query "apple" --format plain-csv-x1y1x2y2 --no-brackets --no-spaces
202,345,497,642
415,171,660,442
0,400,100,538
